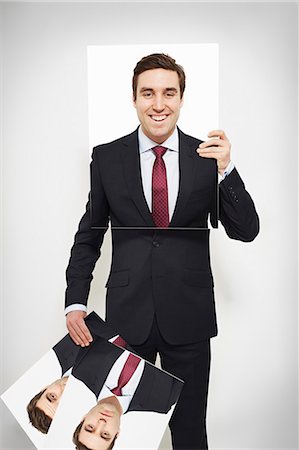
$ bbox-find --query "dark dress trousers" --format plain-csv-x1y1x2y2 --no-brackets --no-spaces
65,127,259,345
72,336,183,414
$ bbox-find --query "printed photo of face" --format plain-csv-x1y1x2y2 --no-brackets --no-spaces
27,376,69,434
73,396,123,450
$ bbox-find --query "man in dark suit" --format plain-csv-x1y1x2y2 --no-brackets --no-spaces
65,53,259,449
71,336,183,450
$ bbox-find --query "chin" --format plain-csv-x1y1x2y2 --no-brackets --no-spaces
150,130,168,141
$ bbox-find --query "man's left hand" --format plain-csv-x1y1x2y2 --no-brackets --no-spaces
196,130,231,176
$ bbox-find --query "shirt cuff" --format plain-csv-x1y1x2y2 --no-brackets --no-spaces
64,304,87,316
218,161,235,182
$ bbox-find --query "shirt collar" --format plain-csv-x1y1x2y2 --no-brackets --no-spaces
138,125,179,154
97,385,131,414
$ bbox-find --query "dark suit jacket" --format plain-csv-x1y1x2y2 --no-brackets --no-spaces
53,312,118,375
72,336,183,414
65,127,259,344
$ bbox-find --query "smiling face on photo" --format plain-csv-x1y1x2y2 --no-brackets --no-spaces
133,68,184,144
75,396,122,450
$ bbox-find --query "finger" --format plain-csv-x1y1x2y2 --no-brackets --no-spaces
197,151,222,159
197,146,225,154
199,139,225,149
67,325,82,346
207,130,228,140
67,317,92,346
71,320,93,346
69,324,89,347
80,320,93,343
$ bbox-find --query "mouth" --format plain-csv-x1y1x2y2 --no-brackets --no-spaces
149,114,168,123
101,411,114,418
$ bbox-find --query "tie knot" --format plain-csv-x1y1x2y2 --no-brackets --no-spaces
152,146,167,158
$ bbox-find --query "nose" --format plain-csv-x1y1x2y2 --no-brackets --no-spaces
95,418,110,436
98,416,107,424
153,95,165,112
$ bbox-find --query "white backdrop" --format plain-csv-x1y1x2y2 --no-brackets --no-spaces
0,2,297,449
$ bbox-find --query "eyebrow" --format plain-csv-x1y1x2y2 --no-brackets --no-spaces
139,87,178,93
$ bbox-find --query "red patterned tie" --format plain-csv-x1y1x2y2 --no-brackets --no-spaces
152,146,169,228
111,353,141,396
112,336,127,349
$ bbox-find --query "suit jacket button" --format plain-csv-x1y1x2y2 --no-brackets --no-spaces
153,241,160,247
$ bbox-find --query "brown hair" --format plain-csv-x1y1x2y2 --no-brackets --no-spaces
27,389,52,434
132,53,186,100
73,420,117,450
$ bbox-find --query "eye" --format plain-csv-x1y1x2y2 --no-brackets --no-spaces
142,91,152,98
46,393,56,402
84,424,95,432
166,91,175,97
101,431,111,441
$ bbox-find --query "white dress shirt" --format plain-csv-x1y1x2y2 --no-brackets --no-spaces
96,349,145,413
65,126,234,316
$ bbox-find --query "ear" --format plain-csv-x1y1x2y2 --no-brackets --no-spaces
132,95,136,108
180,96,184,108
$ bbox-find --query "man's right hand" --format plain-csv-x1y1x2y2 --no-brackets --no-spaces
66,310,93,347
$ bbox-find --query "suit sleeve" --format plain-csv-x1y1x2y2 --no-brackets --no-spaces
65,148,109,309
219,168,259,242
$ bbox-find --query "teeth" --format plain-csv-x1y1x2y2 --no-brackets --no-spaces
151,115,167,121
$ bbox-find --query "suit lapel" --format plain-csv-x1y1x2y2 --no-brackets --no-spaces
169,129,197,227
120,129,155,227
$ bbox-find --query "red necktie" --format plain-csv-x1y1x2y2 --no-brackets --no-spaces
111,353,141,396
112,336,127,349
152,146,169,228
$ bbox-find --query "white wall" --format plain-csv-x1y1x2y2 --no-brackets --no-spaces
0,2,297,449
